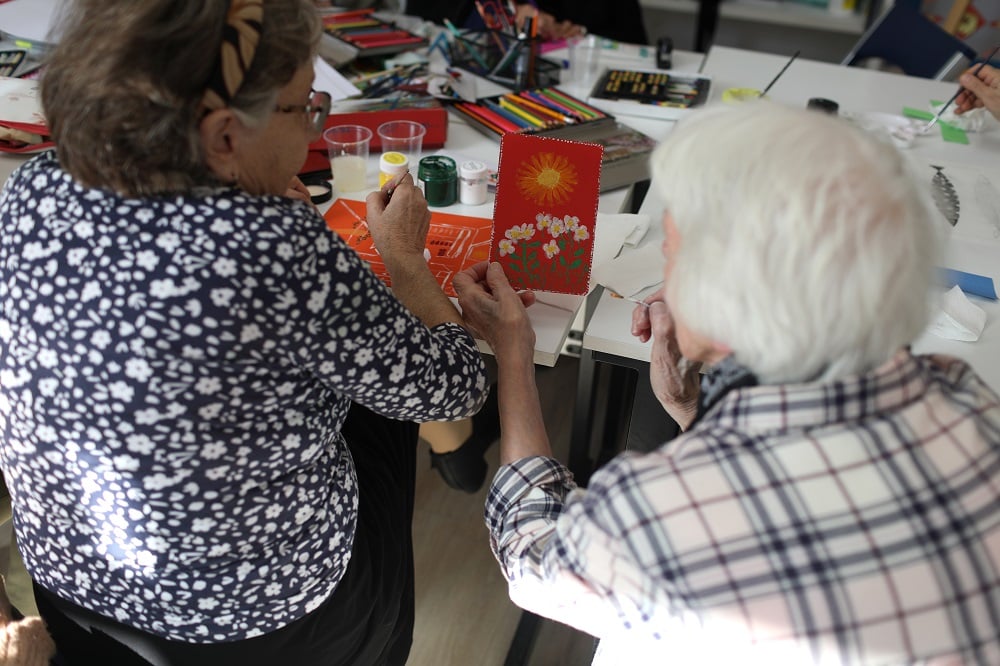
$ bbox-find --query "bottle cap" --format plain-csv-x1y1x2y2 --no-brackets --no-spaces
460,160,487,178
380,151,409,174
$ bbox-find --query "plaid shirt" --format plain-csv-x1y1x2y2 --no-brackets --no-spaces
486,351,1000,664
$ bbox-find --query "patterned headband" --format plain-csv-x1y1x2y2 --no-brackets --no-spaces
201,0,264,112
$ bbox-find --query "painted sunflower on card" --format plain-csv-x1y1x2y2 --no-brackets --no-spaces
491,133,602,294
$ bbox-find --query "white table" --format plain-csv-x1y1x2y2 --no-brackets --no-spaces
583,45,1000,394
0,48,703,367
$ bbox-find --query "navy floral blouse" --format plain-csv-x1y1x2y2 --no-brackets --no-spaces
0,152,488,642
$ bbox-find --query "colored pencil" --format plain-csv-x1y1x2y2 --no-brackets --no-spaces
542,88,604,119
507,93,572,122
454,103,505,135
458,102,521,133
483,99,534,129
521,89,579,119
323,8,376,21
498,97,548,127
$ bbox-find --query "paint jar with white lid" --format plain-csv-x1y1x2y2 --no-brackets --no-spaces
459,160,488,206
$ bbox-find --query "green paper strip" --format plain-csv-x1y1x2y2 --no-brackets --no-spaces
902,106,933,120
939,123,969,144
899,106,968,144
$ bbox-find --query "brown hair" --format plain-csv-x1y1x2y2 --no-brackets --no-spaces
41,0,320,196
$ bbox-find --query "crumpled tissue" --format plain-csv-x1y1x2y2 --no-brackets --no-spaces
928,285,987,342
930,101,990,132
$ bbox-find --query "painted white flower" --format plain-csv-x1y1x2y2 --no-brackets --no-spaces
573,226,590,241
498,239,516,256
549,219,565,238
535,212,551,229
543,240,560,259
514,223,535,240
564,215,579,230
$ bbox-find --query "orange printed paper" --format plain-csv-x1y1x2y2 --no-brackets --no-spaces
323,198,492,296
491,133,602,294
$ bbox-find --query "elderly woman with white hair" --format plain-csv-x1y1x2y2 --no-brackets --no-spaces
454,101,1000,664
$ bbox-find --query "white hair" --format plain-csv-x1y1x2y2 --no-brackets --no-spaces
649,101,942,384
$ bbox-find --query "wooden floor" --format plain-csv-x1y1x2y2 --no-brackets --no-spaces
0,355,597,665
409,355,596,666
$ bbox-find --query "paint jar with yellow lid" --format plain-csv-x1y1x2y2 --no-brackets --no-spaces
379,151,409,188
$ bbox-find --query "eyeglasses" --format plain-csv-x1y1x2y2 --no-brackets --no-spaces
274,89,331,136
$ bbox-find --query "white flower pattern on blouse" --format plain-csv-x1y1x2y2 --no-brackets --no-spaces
0,152,488,642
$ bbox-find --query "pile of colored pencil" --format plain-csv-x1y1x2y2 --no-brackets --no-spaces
322,8,425,54
452,88,607,135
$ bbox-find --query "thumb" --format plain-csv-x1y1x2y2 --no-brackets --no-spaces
648,300,670,329
961,72,989,97
486,262,517,296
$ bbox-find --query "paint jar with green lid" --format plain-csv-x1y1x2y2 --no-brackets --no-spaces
417,156,458,207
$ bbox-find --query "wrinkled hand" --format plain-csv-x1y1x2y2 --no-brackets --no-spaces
285,176,314,206
646,300,700,431
955,64,1000,120
364,174,431,266
453,262,536,359
630,287,665,343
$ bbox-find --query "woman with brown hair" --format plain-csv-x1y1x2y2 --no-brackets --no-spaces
0,1,489,664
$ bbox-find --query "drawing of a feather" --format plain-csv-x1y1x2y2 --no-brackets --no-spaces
930,165,959,227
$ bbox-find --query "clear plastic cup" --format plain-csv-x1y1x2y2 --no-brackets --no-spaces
376,120,427,174
323,125,372,193
565,35,602,91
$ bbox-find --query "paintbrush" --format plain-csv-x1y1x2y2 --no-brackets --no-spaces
920,45,1000,134
605,287,649,308
759,50,800,97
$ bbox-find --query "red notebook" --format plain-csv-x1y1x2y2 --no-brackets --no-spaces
491,133,602,294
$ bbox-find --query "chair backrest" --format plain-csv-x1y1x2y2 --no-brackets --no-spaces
842,2,978,80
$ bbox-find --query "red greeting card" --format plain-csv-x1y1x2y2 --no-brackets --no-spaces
491,133,602,294
323,198,492,297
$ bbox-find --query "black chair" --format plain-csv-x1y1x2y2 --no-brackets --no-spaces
842,1,977,80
